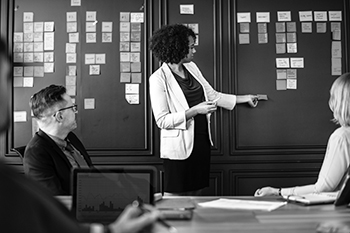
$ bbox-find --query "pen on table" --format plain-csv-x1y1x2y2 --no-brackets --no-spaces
132,200,177,233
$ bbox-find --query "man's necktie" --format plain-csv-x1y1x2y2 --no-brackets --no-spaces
65,141,89,168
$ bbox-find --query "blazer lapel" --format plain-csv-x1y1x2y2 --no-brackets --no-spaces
67,132,93,166
37,130,72,167
161,63,189,110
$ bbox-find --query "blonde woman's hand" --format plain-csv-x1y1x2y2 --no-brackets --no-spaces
254,187,279,197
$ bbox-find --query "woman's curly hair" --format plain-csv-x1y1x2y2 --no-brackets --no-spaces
150,24,196,64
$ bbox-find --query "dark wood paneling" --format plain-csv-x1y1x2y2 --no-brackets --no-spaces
203,170,225,196
230,170,318,195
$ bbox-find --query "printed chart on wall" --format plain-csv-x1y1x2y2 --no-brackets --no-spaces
233,0,347,149
12,0,151,151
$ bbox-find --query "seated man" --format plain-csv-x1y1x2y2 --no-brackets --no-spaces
0,37,161,233
24,85,93,195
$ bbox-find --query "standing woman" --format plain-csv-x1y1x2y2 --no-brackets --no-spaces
149,24,258,195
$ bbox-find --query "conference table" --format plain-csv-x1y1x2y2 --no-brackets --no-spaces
56,195,350,233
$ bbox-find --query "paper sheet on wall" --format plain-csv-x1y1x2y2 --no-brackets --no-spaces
277,11,291,21
237,12,251,23
276,58,289,68
180,5,194,15
14,111,27,122
198,198,287,212
256,12,270,23
71,0,81,6
290,58,304,68
314,11,327,21
299,11,313,21
329,11,342,21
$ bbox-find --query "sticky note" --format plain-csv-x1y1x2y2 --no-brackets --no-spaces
275,33,286,43
287,43,297,53
299,11,313,21
258,33,268,44
287,69,297,79
287,79,297,89
23,77,34,87
276,80,287,90
85,54,96,64
286,32,297,42
86,11,97,22
329,11,342,21
276,58,290,68
256,12,270,23
316,23,327,33
240,23,250,33
290,58,304,68
102,33,112,43
95,54,106,64
84,98,95,109
65,75,76,86
314,11,327,21
67,12,77,22
130,13,144,22
301,23,312,33
277,11,291,21
120,62,131,72
125,83,139,94
275,22,285,32
286,22,296,32
276,69,287,79
89,65,100,75
125,94,139,104
237,12,251,23
120,73,131,83
67,22,77,33
131,73,142,83
257,23,267,33
102,22,113,32
239,34,250,44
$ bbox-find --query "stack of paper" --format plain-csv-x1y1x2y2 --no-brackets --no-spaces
198,198,286,211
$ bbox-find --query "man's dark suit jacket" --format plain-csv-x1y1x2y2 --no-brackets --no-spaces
23,129,93,195
0,161,90,233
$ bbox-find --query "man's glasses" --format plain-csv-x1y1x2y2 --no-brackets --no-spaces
57,104,78,113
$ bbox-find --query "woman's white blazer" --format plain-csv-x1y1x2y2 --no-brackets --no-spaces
149,62,236,160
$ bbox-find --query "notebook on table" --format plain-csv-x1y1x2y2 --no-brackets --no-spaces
71,167,155,224
282,192,338,205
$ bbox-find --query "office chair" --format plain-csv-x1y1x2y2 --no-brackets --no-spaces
10,146,26,162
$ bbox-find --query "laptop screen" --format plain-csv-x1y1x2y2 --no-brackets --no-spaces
71,167,155,224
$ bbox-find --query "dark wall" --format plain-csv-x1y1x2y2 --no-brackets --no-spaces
2,0,350,195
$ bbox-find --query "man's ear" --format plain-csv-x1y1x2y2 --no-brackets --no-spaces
54,111,63,122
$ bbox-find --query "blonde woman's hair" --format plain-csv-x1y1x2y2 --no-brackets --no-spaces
329,73,350,126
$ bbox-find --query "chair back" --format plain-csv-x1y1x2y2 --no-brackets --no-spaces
10,146,26,162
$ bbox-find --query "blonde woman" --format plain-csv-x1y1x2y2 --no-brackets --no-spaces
255,73,350,197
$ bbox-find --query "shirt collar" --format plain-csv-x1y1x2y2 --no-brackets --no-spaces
47,133,68,150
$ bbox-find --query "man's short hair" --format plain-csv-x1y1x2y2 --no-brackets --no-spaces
30,85,67,119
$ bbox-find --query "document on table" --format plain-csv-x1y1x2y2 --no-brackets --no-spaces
198,198,287,211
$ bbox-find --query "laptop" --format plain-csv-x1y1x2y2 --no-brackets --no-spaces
282,170,350,206
71,166,155,224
